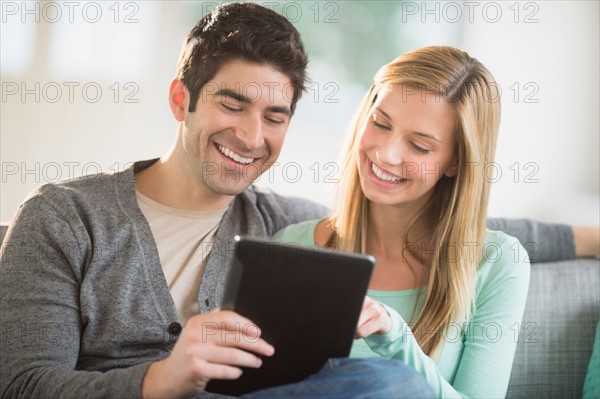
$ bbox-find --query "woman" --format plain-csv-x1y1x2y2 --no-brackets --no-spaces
275,46,527,398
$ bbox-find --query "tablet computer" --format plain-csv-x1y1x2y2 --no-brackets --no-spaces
205,236,375,396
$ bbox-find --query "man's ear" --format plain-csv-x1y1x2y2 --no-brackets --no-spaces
169,79,188,121
444,161,458,177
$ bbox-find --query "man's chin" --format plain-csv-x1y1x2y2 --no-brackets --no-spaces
205,179,254,197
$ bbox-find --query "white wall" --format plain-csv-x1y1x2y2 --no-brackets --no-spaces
459,1,599,224
1,1,598,226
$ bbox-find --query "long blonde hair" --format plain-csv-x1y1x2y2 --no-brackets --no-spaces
332,46,501,357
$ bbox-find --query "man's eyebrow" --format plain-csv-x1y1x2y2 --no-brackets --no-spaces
214,88,291,116
214,89,251,103
267,105,291,116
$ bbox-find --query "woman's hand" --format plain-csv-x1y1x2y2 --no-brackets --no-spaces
355,296,393,338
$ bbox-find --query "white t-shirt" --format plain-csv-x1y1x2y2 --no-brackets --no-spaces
136,191,226,324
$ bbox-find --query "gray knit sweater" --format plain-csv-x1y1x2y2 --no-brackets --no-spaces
0,159,574,398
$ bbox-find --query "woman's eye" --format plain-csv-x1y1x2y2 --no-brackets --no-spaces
411,142,430,154
370,117,390,131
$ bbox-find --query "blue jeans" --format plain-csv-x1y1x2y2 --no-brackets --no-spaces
242,358,433,398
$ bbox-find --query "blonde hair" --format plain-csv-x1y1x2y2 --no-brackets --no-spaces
332,46,501,357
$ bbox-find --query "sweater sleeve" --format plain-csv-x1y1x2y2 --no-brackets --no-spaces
486,217,575,262
0,195,149,399
364,234,531,398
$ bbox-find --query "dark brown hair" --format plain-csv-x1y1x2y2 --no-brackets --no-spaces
175,2,308,114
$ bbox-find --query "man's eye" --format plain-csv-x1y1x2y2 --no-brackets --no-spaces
265,116,285,125
222,103,242,112
411,142,430,154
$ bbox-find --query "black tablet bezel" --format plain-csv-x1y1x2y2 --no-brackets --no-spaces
205,236,375,396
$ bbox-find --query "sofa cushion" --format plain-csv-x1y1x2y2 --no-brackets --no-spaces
507,259,600,398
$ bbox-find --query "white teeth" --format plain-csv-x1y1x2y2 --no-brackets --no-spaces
218,144,254,164
371,162,405,183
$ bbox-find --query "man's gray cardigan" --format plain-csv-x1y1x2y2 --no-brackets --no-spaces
0,160,574,398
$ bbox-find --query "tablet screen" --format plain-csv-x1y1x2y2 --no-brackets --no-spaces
205,236,375,396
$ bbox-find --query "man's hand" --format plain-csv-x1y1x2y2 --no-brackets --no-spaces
573,226,600,258
141,309,274,398
355,296,392,339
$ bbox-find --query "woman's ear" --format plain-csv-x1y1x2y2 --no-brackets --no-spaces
444,162,458,177
169,79,188,121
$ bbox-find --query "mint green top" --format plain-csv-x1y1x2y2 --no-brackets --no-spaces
274,219,531,398
583,318,600,399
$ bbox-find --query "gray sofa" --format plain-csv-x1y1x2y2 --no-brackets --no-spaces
0,224,598,398
507,258,598,398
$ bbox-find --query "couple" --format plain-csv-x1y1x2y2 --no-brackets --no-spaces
0,2,586,399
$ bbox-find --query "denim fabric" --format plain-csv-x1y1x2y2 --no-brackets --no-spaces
242,358,432,398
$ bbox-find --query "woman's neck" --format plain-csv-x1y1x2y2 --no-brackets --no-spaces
365,202,434,290
366,202,434,261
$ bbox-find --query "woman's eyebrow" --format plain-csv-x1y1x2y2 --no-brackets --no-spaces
413,131,442,143
375,107,391,120
375,106,442,142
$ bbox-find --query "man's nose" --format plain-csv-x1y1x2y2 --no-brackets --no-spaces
237,113,264,150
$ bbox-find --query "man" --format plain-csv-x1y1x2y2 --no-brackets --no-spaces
0,2,580,399
0,3,434,398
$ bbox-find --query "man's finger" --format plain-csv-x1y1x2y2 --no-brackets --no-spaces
192,359,244,381
200,345,265,369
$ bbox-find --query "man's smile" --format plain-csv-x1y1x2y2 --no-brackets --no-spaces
216,144,255,165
